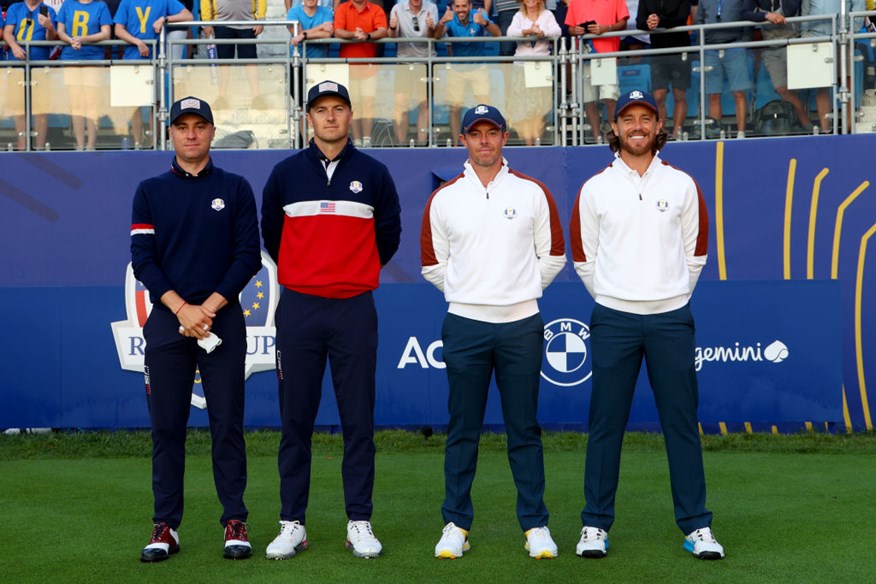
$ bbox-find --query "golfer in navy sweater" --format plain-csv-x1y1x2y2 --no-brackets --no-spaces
261,80,401,560
131,96,261,562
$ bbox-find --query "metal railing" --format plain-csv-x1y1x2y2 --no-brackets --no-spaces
1,12,874,151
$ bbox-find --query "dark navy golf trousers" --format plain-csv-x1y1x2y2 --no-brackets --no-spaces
581,303,712,535
144,304,248,530
441,312,550,532
275,289,377,524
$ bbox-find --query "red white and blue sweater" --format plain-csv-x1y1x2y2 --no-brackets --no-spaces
261,139,402,299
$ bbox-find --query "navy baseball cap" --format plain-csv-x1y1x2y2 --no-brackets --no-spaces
170,96,214,125
615,90,659,120
307,80,352,111
461,104,506,133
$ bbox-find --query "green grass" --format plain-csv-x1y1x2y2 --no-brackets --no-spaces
3,430,875,583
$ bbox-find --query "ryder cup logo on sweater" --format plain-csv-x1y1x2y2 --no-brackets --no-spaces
111,251,279,410
504,207,517,219
541,318,592,386
349,181,363,194
211,198,225,211
656,199,669,212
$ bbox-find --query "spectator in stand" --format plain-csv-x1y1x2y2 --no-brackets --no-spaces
285,0,334,9
507,0,561,144
166,0,194,60
697,0,751,138
56,0,112,150
565,0,629,142
802,0,866,133
495,0,519,55
201,0,267,110
114,0,193,147
288,0,334,60
622,0,649,51
388,0,439,144
434,0,501,140
3,0,58,150
742,0,813,132
637,0,691,139
334,0,388,146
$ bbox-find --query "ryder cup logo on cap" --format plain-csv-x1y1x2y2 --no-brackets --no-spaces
307,80,352,110
170,96,214,125
462,104,507,132
615,89,659,120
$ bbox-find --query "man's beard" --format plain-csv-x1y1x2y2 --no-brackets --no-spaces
619,133,655,156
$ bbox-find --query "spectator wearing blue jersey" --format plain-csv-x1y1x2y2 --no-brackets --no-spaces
3,0,58,150
287,0,333,59
433,0,500,139
56,0,112,149
284,0,334,10
114,0,192,147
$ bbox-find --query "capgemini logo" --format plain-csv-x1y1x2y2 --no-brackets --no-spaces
763,340,789,363
694,340,790,371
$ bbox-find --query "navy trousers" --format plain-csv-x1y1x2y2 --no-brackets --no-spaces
143,304,248,530
581,303,712,535
441,313,549,532
275,289,377,524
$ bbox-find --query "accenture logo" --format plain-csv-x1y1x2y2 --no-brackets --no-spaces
111,251,279,409
541,318,592,387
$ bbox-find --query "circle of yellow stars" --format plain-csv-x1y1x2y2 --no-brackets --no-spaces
243,279,264,317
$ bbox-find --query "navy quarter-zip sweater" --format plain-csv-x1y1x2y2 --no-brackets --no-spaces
131,158,262,307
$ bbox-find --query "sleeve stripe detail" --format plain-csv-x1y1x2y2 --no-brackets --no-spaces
131,224,155,236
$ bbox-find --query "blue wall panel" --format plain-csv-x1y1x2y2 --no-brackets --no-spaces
0,135,873,430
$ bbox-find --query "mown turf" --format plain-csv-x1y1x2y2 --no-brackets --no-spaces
3,430,875,583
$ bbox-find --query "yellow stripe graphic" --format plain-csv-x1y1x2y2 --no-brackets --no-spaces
842,386,853,433
831,182,869,279
719,422,728,435
807,169,830,279
744,422,753,434
855,225,876,430
715,142,727,280
783,159,797,279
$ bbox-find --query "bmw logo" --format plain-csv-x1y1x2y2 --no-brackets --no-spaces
541,318,592,387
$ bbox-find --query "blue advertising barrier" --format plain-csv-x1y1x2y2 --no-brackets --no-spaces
0,134,872,430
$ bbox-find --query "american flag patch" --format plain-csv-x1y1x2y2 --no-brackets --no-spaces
320,201,336,213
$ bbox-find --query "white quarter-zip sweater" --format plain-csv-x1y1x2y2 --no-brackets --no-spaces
571,153,709,315
421,158,567,323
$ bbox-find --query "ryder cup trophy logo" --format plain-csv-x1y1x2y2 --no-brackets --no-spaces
111,251,279,409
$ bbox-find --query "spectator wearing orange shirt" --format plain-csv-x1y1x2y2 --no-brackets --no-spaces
334,0,388,146
565,0,629,142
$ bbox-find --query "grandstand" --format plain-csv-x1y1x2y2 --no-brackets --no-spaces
1,8,875,149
